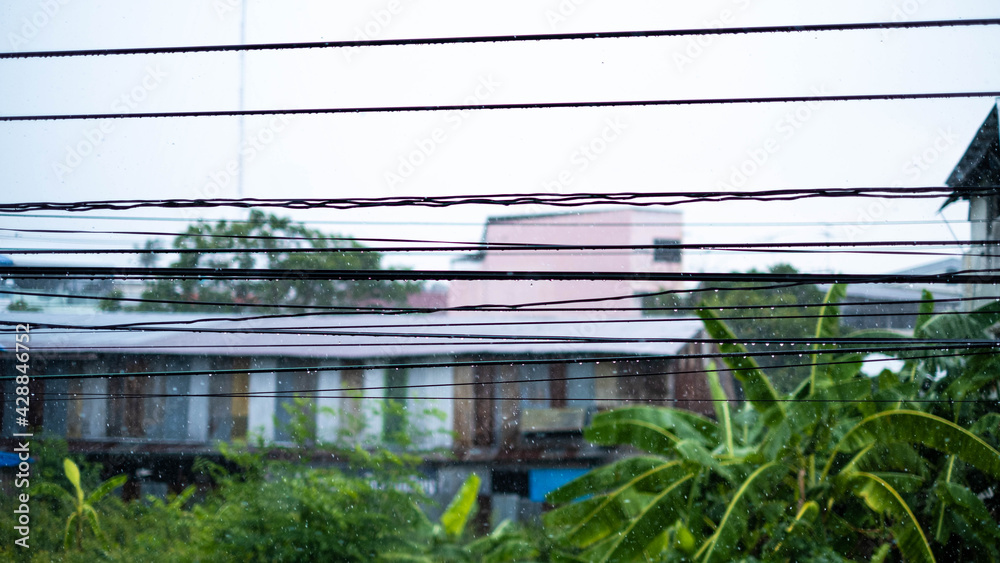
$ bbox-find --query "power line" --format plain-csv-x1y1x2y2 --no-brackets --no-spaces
0,212,983,228
3,18,999,59
1,291,989,333
0,239,988,255
0,309,971,335
0,278,813,314
30,394,1000,405
5,295,990,337
4,92,1000,122
7,343,997,382
3,246,977,260
28,351,993,402
21,334,994,351
18,337,996,356
0,187,992,213
1,264,997,283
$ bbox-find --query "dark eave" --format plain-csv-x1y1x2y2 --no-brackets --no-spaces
943,104,1000,207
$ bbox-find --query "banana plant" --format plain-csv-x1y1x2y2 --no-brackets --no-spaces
543,286,1000,562
380,473,482,562
34,458,128,551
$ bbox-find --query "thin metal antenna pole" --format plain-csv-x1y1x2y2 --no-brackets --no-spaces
236,0,248,197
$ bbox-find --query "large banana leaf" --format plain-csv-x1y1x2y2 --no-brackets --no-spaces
840,443,930,477
440,474,480,538
933,481,1000,540
593,472,695,563
850,472,935,563
545,462,688,550
587,406,721,446
915,289,935,333
696,308,785,422
584,418,683,457
673,439,735,483
945,352,1000,400
546,456,671,504
810,284,846,393
64,458,84,505
693,461,787,563
827,410,1000,481
916,299,1000,340
86,474,127,506
707,369,734,456
971,412,1000,436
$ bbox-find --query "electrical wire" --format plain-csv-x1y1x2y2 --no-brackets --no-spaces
0,187,994,213
30,394,1000,405
0,278,823,315
3,18,998,59
6,343,997,382
20,335,995,351
4,92,1000,122
3,295,990,340
0,212,985,228
27,350,995,402
1,290,989,335
0,238,990,255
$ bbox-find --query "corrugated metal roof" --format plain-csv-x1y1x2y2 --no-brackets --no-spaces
2,312,704,359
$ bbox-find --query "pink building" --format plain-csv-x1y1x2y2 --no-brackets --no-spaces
448,209,684,317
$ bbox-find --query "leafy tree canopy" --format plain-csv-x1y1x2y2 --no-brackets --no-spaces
646,263,824,391
136,211,422,313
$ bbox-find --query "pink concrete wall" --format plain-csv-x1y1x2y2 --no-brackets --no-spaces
448,209,683,317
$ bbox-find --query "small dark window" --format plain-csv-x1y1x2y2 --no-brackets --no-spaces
492,470,529,495
653,239,681,263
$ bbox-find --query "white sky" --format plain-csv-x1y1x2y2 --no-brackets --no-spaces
1,0,998,276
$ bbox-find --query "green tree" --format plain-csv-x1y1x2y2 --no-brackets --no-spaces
137,210,421,312
545,287,1000,562
7,298,41,312
646,263,823,392
97,288,125,311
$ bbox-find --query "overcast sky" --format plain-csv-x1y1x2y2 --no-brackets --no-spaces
1,0,999,276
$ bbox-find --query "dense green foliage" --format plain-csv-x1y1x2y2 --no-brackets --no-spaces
7,298,42,312
646,263,824,391
0,420,540,562
4,287,997,562
135,210,421,312
0,442,480,562
545,286,1000,562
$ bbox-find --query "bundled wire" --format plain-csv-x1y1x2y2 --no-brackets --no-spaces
1,265,997,283
0,187,995,213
